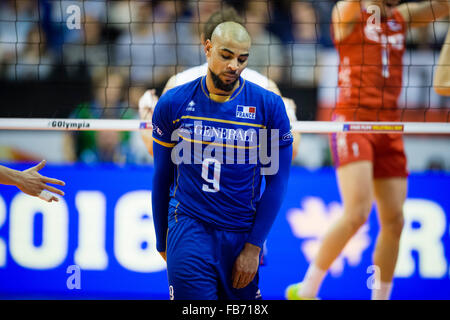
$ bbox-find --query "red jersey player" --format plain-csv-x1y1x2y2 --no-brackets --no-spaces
287,0,449,300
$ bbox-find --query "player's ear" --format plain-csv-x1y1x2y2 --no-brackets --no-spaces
204,39,212,57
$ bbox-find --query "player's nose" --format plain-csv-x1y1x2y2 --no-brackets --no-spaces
227,59,239,71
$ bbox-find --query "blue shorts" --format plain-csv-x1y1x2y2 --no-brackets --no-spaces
166,206,262,300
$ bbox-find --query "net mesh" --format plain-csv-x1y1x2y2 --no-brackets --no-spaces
0,0,448,121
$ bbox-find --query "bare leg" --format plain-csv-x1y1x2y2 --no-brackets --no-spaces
371,177,407,299
315,161,374,270
299,161,374,298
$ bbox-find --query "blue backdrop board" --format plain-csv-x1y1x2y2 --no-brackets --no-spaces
0,164,449,299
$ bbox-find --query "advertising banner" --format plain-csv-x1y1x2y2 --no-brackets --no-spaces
0,164,448,300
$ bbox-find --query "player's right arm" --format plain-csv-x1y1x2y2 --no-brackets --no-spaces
434,11,450,96
332,1,363,42
151,93,176,261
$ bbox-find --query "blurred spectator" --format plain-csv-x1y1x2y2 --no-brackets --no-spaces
67,68,138,164
190,0,224,23
3,25,56,80
291,1,317,44
175,1,206,70
0,0,41,79
82,130,128,164
153,0,200,76
244,0,285,82
290,1,320,86
107,0,135,34
113,1,205,102
6,25,54,80
114,1,174,87
266,0,295,44
62,12,111,77
311,0,335,47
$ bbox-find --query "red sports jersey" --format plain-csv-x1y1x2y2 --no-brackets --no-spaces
333,8,406,121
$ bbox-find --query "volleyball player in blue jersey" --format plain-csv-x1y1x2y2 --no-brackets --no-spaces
151,21,293,300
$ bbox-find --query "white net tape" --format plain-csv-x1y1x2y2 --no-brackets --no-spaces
0,118,449,134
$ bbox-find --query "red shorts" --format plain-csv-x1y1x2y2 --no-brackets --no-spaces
329,129,408,179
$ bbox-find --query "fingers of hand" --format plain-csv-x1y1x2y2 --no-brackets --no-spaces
48,195,59,202
232,275,241,289
232,262,255,289
242,271,256,289
34,160,47,172
38,190,53,202
39,175,65,195
44,184,65,196
234,271,254,289
232,267,241,289
42,176,65,186
24,160,46,174
38,190,59,202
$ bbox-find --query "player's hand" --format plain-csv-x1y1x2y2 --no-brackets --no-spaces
159,251,167,262
17,160,65,202
139,89,159,120
231,242,261,289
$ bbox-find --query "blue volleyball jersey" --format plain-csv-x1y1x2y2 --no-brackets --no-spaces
152,75,293,232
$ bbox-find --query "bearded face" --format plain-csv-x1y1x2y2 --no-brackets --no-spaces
208,67,239,92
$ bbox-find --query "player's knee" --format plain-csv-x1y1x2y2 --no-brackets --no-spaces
380,213,404,239
345,199,372,229
344,210,370,233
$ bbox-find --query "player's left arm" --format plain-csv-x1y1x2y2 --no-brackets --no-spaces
397,0,449,28
248,145,292,250
434,12,450,95
231,144,293,289
232,95,293,289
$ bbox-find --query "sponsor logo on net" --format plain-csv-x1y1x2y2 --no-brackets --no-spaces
343,123,404,132
49,120,91,130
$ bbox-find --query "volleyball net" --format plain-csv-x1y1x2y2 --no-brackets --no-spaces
0,118,450,134
0,1,449,135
